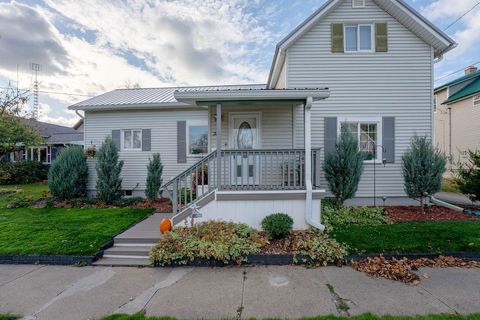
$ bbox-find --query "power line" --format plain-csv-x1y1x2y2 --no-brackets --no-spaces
434,61,480,83
0,86,92,97
444,1,480,31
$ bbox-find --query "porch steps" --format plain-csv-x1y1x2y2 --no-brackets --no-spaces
93,212,171,267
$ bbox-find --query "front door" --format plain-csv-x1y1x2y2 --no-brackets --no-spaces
229,113,261,186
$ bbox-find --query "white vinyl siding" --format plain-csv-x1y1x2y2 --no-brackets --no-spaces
84,109,208,192
288,0,433,198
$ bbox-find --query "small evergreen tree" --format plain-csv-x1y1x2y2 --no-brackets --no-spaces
145,153,163,200
402,136,446,214
455,150,480,203
96,136,124,204
323,131,365,207
48,146,88,200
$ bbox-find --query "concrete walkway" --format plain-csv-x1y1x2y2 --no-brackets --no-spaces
434,192,480,206
0,265,479,320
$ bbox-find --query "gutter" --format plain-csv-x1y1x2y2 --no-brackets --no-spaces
304,96,325,231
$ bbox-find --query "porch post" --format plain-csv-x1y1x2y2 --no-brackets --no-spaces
304,98,312,188
216,103,222,189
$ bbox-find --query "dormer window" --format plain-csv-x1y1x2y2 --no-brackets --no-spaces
345,24,374,52
352,0,365,8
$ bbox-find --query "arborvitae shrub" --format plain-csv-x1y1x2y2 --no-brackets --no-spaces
48,146,88,200
96,136,124,204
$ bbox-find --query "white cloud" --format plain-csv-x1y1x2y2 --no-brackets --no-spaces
0,0,275,126
422,0,480,57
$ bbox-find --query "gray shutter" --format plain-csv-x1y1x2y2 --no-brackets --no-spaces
112,130,121,150
382,117,395,163
331,23,344,53
375,23,388,52
142,129,151,151
324,117,337,156
177,121,187,163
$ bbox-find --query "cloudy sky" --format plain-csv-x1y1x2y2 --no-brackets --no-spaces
0,0,479,126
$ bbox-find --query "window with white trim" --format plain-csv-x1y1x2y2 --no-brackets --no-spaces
474,95,480,107
122,129,142,150
187,121,208,156
345,24,374,52
339,117,382,162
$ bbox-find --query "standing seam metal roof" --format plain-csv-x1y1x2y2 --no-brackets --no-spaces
70,84,266,108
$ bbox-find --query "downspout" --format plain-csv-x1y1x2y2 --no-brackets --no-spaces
448,106,452,167
75,110,84,119
304,97,325,231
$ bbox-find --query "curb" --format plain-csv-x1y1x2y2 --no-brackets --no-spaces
0,240,113,266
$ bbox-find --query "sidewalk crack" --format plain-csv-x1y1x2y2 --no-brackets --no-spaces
0,265,46,288
419,285,458,314
326,283,351,316
236,268,247,320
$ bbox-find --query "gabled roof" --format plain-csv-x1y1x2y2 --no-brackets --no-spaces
435,69,480,92
442,77,480,105
267,0,457,88
23,119,83,144
69,84,266,110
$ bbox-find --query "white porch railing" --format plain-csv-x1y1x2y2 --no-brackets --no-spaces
162,148,322,217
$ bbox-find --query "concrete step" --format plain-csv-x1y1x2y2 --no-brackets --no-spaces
114,237,160,245
103,246,151,258
93,257,151,267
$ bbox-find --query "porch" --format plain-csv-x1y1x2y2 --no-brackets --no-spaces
165,88,330,227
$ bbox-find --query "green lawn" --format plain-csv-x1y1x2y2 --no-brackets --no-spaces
0,314,18,320
331,221,480,255
100,313,480,320
0,207,153,256
0,183,49,208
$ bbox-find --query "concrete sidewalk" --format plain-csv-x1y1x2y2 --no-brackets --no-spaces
0,265,479,320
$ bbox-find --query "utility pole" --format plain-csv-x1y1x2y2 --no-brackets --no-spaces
30,63,41,119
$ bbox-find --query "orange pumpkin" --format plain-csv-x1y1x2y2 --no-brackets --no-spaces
159,218,173,234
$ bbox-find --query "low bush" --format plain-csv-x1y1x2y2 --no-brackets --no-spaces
0,161,47,184
261,213,294,239
322,205,388,231
290,230,348,265
113,197,144,207
150,221,267,266
6,194,35,208
455,150,480,202
48,146,88,200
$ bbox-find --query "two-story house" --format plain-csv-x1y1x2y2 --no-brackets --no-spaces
434,66,480,173
70,0,456,231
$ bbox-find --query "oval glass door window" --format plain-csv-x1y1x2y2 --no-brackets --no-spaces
237,121,254,149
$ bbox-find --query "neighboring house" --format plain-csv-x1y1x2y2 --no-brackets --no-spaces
2,119,84,165
434,66,480,173
70,0,455,229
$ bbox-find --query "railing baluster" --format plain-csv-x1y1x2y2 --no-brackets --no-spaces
300,151,303,188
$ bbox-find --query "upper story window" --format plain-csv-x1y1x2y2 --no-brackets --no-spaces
345,24,374,52
474,95,480,107
352,0,365,8
187,121,208,156
122,129,142,150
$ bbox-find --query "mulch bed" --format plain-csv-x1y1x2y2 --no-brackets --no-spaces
133,198,172,213
386,206,480,222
